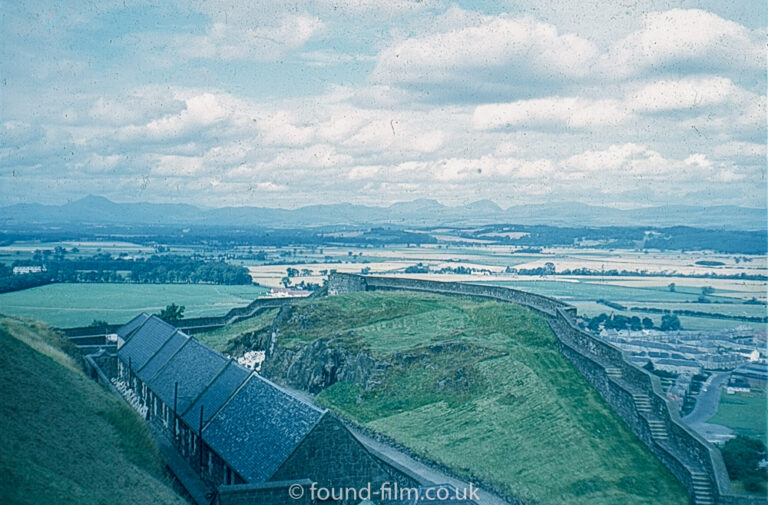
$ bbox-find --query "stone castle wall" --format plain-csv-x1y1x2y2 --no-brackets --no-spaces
61,298,292,337
327,273,766,505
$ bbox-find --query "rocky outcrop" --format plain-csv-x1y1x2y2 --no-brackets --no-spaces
261,335,389,394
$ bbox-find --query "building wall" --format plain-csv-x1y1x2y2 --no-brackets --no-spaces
271,414,421,503
218,479,315,505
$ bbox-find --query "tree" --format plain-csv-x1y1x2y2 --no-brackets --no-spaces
701,286,715,296
642,317,654,329
667,282,676,292
280,276,291,287
156,303,185,324
721,436,767,492
89,319,110,330
660,314,681,331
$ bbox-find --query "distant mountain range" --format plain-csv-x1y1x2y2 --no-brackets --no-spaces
1,195,765,230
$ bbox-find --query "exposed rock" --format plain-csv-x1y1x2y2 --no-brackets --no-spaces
261,336,389,394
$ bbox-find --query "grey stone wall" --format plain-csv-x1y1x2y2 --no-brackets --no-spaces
328,273,368,295
326,273,767,505
271,414,422,504
218,479,315,505
61,298,291,337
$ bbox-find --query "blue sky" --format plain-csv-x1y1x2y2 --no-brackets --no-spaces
1,0,765,209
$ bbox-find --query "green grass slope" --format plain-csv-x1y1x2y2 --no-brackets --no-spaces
196,308,278,352
0,315,186,505
278,292,688,505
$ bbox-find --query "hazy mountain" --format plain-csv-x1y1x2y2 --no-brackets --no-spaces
0,195,764,230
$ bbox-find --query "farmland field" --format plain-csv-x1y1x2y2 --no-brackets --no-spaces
275,292,688,505
0,283,268,328
476,279,767,332
708,390,768,443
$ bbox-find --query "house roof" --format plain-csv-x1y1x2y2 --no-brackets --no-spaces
116,312,150,339
656,358,700,367
147,339,229,414
117,315,178,370
180,360,250,430
202,374,325,483
137,330,190,382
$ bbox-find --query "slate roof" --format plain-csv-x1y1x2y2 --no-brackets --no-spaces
147,339,229,414
137,330,190,382
202,374,325,483
116,312,150,340
180,360,250,430
656,358,700,367
117,316,178,370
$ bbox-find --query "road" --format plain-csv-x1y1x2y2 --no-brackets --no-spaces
683,372,734,443
683,372,730,425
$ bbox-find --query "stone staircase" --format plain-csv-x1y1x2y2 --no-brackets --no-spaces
646,419,669,441
632,393,652,413
690,471,714,505
605,367,622,379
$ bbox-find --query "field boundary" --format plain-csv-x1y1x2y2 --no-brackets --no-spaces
60,297,294,337
327,273,766,505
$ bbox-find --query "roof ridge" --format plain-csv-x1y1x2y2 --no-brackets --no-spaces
267,410,329,481
180,358,236,418
136,329,183,374
120,314,153,346
146,334,192,383
201,370,257,432
250,373,326,414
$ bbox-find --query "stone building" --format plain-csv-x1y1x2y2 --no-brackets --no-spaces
113,313,424,504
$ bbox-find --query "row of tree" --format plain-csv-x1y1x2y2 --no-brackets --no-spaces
0,254,253,293
584,312,682,332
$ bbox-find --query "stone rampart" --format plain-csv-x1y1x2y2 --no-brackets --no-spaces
327,273,766,505
60,297,292,338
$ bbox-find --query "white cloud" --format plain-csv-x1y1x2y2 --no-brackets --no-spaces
370,14,599,92
473,97,629,130
631,77,744,112
173,15,325,61
608,9,766,77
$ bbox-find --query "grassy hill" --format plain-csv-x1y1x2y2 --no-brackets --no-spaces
0,315,186,505
275,291,688,505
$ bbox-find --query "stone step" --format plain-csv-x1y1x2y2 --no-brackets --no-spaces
605,367,622,377
647,420,668,440
633,396,652,412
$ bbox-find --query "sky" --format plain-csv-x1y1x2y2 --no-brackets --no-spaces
1,0,766,209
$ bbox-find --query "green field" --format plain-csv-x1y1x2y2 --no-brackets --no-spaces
0,283,268,328
709,391,768,443
479,279,766,332
571,301,767,332
0,315,185,505
274,292,688,505
480,279,740,303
